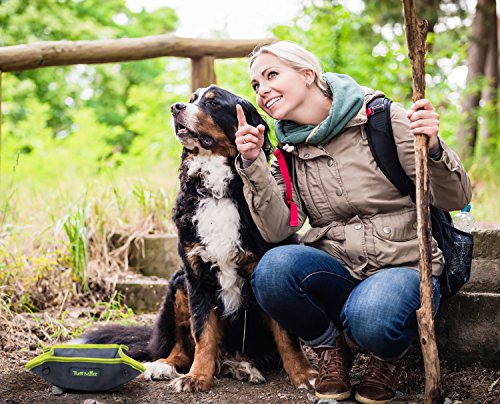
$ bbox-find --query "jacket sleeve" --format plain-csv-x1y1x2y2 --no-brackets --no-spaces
235,150,308,243
390,102,472,211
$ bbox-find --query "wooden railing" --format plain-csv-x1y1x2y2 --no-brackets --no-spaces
0,34,275,180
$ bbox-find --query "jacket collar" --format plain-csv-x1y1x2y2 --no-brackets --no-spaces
343,87,385,129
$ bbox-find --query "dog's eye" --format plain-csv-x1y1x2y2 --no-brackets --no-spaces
199,135,215,148
205,99,219,106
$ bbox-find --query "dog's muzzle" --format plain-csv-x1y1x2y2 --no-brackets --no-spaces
171,103,186,117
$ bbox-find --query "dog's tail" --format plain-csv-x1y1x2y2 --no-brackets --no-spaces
75,324,154,362
75,268,189,363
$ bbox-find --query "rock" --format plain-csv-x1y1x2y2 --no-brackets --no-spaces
51,385,64,395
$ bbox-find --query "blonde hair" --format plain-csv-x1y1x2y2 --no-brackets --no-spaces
250,41,331,97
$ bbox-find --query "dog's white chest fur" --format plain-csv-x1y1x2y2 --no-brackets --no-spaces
188,155,244,317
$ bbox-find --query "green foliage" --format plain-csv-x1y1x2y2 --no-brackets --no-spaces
57,202,89,288
273,2,413,102
0,0,179,152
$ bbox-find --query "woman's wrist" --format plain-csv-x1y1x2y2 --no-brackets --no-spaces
241,156,257,168
429,138,443,160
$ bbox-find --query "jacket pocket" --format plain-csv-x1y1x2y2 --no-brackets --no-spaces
370,209,419,267
300,222,346,244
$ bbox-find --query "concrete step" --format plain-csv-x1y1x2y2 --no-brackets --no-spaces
463,259,499,293
114,272,168,313
436,291,499,366
110,233,181,279
473,228,500,259
114,256,498,313
111,227,500,367
128,234,181,279
115,227,500,279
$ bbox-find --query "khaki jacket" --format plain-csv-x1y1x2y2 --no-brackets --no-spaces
237,89,472,280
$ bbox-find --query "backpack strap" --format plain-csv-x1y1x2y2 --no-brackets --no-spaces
273,147,299,227
365,97,416,201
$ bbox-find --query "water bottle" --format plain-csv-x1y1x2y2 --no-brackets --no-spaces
453,204,475,233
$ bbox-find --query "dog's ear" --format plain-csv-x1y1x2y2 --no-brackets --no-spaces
238,99,273,161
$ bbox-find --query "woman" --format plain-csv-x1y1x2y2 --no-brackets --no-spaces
234,41,471,403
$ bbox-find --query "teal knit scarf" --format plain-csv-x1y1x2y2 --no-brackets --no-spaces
274,72,364,146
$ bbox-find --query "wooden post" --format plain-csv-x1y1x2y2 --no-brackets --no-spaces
191,56,216,92
402,1,442,403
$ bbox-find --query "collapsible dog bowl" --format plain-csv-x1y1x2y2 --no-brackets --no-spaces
26,344,146,392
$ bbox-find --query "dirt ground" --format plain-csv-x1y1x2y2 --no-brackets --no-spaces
1,347,498,404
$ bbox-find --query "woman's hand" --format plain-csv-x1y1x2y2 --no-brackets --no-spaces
235,104,265,162
407,99,441,154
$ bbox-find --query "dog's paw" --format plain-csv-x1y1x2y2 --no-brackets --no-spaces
221,359,266,384
289,367,317,390
169,373,212,392
142,361,181,381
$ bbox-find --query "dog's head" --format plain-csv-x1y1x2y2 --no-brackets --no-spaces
171,85,272,159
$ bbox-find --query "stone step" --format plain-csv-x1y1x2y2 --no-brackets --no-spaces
118,227,500,279
114,272,168,313
116,283,499,367
112,226,500,366
110,233,181,279
463,259,499,293
473,228,500,259
436,291,500,366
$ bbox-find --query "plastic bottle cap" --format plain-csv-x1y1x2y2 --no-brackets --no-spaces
461,204,471,213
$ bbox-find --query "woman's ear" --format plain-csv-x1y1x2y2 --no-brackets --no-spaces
301,68,316,87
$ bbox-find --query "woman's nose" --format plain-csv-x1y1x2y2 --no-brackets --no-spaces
257,84,270,97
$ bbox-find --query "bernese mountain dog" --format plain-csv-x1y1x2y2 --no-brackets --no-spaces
80,85,316,392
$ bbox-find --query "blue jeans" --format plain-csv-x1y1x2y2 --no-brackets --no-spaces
251,244,441,360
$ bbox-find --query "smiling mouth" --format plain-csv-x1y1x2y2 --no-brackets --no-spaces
266,96,282,109
175,121,192,137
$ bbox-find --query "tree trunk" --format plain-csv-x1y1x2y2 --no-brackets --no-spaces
456,0,496,159
479,12,499,154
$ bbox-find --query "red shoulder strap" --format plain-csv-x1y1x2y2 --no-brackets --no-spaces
273,148,298,227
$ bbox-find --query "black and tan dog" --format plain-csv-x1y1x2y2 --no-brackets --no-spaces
80,86,316,392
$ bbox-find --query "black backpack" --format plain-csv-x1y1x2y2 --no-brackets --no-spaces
278,97,473,301
365,97,473,300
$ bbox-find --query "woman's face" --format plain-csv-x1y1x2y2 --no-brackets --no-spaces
250,53,311,122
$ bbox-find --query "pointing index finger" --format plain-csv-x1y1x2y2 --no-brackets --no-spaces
236,104,247,128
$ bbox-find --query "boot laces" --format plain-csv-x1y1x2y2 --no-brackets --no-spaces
362,356,401,390
318,347,347,382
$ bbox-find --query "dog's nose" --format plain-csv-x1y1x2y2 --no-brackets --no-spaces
171,103,187,116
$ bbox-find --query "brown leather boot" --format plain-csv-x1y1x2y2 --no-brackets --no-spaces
355,354,404,404
313,334,353,400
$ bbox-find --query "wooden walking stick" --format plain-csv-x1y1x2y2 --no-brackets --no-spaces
402,1,442,403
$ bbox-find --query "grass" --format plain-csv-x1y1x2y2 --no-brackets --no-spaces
58,200,89,288
0,158,175,359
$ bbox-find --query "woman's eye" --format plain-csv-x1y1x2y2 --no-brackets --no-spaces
268,71,277,79
252,83,259,93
